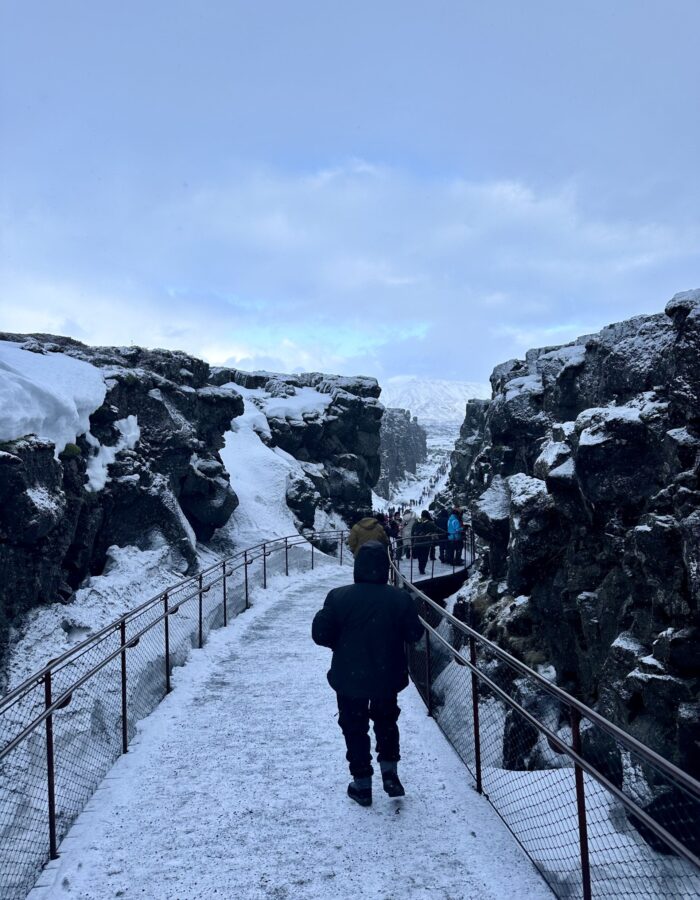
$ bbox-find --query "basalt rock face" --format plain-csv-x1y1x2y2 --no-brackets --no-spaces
0,334,244,661
0,337,386,660
448,291,700,776
375,408,428,499
449,398,490,506
210,368,383,524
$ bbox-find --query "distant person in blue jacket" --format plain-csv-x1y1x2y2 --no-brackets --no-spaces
446,507,464,565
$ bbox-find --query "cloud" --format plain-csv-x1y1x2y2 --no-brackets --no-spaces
1,160,698,381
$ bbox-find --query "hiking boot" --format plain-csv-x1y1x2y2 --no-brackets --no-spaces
381,771,405,797
347,781,372,807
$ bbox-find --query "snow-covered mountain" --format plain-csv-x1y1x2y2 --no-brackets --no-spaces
379,375,491,423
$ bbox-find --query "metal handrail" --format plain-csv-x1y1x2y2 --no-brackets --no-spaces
390,549,700,897
424,619,700,872
0,528,344,711
4,521,697,899
392,559,700,800
0,525,351,896
0,528,349,754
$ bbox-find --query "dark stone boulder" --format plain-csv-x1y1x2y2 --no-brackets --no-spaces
506,474,564,596
285,475,320,529
575,405,666,516
179,459,239,541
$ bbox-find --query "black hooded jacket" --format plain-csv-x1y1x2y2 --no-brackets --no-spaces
311,541,424,698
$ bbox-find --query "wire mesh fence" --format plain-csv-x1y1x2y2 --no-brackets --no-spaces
0,529,346,900
403,576,700,900
7,524,694,900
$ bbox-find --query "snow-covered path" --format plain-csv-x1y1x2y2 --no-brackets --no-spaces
29,556,550,900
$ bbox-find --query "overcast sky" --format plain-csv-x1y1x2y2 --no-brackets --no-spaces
1,1,698,382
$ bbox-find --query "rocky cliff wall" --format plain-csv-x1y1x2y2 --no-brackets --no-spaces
375,408,428,499
448,291,700,776
210,367,382,526
448,399,490,505
0,335,244,660
0,336,383,667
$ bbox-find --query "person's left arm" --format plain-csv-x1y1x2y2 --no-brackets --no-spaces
311,590,341,649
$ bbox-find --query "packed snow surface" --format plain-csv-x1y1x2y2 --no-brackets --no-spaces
264,385,333,421
380,375,490,422
0,341,106,455
29,560,551,900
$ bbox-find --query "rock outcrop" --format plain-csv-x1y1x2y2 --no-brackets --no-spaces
210,368,383,525
0,337,384,666
0,335,244,661
448,398,490,505
375,408,428,499
448,291,700,779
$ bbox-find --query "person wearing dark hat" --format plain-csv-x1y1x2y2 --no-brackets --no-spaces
311,541,424,806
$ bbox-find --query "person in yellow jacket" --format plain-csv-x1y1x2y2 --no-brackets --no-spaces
348,513,390,557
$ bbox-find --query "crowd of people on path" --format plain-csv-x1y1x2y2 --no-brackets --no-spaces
346,504,471,575
395,459,452,509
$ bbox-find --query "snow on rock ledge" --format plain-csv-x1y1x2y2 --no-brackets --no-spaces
0,334,244,670
212,368,383,525
0,335,384,673
0,340,106,456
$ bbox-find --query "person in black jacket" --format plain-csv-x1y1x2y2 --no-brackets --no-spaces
311,541,424,806
412,510,438,575
435,508,449,563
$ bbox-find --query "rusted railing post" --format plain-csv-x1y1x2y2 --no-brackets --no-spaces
340,531,344,565
571,709,592,900
469,634,483,794
198,574,204,649
263,544,267,589
424,618,432,714
222,562,228,625
285,537,289,576
425,628,433,716
120,619,128,754
163,593,171,694
244,551,250,609
44,669,58,859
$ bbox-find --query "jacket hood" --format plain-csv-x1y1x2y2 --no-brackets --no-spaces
354,540,390,584
356,517,379,531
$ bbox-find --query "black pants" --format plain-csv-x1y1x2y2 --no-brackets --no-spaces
336,694,401,778
414,545,430,574
446,541,462,565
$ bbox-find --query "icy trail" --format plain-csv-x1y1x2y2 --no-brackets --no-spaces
29,557,549,900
